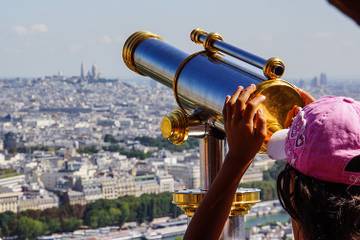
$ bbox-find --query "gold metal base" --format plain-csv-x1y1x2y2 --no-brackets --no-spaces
173,188,260,217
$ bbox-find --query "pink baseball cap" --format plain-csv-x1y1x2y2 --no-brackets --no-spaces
267,96,360,186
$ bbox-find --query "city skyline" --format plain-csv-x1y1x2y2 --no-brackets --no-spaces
0,74,358,239
1,0,360,79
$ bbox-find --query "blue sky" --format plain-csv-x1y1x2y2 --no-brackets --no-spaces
1,0,360,79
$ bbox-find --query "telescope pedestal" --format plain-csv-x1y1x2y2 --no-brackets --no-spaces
173,134,260,240
200,133,225,189
223,216,245,240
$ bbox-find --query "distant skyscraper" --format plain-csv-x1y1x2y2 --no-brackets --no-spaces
87,70,92,81
80,62,85,80
311,76,319,88
91,64,97,80
319,73,328,86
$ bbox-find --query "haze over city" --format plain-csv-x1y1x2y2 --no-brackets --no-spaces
1,0,360,79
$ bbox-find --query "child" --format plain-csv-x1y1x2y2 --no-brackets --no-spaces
184,84,360,240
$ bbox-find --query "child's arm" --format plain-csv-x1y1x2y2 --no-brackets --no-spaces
183,84,267,240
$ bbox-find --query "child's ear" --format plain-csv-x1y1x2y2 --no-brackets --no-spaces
345,155,360,172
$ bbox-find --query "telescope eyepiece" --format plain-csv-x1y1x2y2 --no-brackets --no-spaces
263,57,285,79
274,66,284,76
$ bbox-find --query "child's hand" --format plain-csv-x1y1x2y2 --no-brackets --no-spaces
223,84,267,163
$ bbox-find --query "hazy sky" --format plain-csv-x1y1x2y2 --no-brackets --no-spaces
1,0,360,80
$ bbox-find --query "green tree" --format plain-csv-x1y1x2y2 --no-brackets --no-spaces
86,210,99,228
240,181,277,201
97,209,112,227
101,144,152,159
62,218,82,232
135,136,199,152
170,203,183,218
263,160,286,181
109,207,122,225
0,211,16,237
46,218,61,233
17,216,47,240
104,134,118,143
77,145,99,154
85,209,112,228
118,196,139,222
118,203,130,225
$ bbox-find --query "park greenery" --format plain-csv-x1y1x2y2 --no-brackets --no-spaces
16,146,60,154
240,180,277,201
77,135,199,159
0,168,19,179
134,136,199,152
0,192,182,240
11,135,198,158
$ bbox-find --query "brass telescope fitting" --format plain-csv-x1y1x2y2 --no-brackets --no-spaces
160,109,206,145
122,31,161,74
190,28,285,79
190,28,207,44
204,32,224,53
263,57,285,79
191,28,224,53
160,109,189,145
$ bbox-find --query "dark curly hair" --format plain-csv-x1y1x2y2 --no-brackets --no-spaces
277,164,360,240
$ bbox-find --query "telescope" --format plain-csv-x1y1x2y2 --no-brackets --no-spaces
123,28,304,145
122,28,304,240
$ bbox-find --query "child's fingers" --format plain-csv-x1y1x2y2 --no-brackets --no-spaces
238,84,256,112
243,95,266,129
255,108,267,140
230,86,243,105
222,95,231,123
